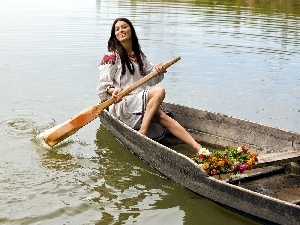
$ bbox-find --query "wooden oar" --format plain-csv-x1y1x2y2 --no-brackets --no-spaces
43,56,181,147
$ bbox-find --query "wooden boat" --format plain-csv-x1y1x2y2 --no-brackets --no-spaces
99,102,300,225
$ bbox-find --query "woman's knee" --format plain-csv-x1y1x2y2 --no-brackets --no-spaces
149,87,166,99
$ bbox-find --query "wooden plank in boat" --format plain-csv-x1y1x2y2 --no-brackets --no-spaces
255,151,300,168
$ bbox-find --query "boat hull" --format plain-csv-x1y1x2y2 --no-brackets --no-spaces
99,102,300,224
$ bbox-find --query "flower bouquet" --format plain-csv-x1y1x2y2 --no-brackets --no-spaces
194,146,258,177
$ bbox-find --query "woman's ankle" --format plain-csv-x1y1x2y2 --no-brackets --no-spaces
138,128,148,136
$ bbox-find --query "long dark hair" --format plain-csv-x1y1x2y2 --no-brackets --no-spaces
108,18,145,75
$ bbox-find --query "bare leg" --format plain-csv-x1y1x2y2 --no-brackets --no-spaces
139,87,202,152
155,109,202,152
139,87,165,135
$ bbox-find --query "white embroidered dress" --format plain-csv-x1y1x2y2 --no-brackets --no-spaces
97,52,166,140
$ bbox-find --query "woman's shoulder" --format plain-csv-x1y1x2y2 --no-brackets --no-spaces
100,52,119,65
140,51,147,59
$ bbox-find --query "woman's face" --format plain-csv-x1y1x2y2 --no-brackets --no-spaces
114,20,132,43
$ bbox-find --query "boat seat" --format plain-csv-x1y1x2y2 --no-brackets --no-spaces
255,151,300,168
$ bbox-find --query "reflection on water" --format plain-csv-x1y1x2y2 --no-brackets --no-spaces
89,125,258,224
0,0,299,224
91,126,184,224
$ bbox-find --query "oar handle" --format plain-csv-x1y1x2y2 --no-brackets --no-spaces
120,56,181,97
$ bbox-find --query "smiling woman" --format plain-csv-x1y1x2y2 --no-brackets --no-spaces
114,20,132,44
97,18,203,153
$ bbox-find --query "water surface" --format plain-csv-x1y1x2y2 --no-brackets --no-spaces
0,0,299,224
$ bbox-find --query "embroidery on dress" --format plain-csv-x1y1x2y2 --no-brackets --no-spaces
100,54,116,65
128,52,137,62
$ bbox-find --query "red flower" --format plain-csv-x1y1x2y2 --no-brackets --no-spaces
199,154,206,160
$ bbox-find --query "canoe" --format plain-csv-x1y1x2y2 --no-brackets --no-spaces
99,102,300,225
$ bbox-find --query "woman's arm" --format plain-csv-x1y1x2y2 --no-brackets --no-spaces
143,57,165,87
96,53,118,101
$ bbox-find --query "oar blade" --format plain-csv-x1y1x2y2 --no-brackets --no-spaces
43,104,105,147
43,122,77,147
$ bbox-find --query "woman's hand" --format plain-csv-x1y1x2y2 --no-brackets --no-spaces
155,63,166,74
112,88,123,103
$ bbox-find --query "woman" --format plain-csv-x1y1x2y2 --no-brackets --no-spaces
97,18,202,153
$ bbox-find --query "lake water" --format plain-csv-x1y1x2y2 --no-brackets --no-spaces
0,0,299,224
